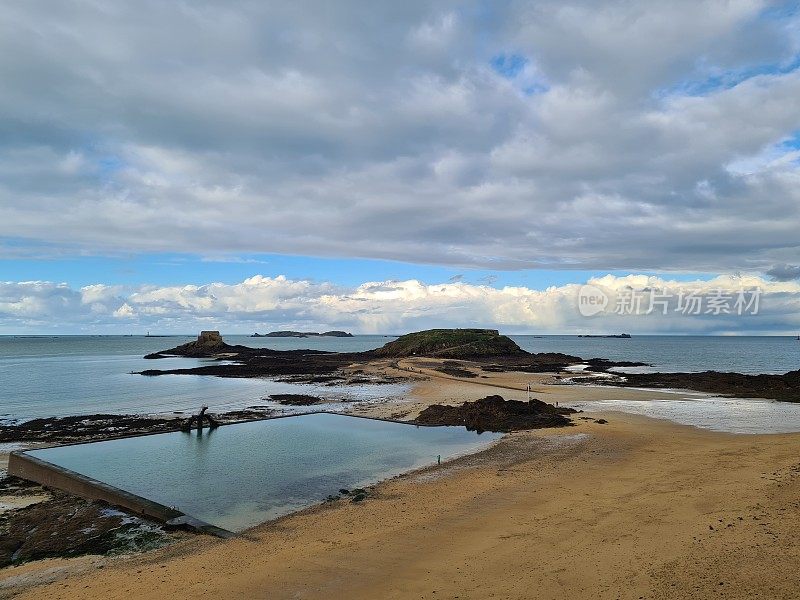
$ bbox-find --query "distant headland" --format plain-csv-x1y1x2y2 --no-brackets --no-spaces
251,330,354,338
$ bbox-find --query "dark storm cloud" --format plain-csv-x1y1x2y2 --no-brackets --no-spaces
767,263,800,281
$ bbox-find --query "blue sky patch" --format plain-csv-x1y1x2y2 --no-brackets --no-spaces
657,54,800,99
490,52,528,79
0,246,714,290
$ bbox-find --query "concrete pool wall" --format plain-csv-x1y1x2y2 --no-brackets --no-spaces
7,450,235,538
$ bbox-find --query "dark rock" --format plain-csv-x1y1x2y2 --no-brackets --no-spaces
600,370,800,403
434,361,478,378
138,343,356,378
269,394,324,406
220,408,274,421
0,414,182,443
0,489,169,567
415,395,576,433
480,352,585,373
585,358,649,371
0,409,288,445
348,488,369,502
480,353,648,374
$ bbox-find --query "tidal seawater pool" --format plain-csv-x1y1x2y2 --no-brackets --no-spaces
26,413,501,531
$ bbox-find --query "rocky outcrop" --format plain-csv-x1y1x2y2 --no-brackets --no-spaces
479,353,648,373
269,394,324,406
0,414,183,443
372,329,526,359
415,395,576,433
144,331,243,359
605,369,800,402
0,485,170,567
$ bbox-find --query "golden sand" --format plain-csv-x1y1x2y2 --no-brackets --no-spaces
2,363,799,599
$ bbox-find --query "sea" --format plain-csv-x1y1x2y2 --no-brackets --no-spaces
0,335,798,432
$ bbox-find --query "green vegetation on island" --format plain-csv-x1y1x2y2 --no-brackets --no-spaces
372,328,525,358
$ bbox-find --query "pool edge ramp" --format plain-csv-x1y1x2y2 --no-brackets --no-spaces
8,450,237,539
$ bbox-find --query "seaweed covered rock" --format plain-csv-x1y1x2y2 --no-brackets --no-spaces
609,369,800,402
415,395,576,433
0,487,168,567
269,394,324,406
372,329,525,359
0,414,182,443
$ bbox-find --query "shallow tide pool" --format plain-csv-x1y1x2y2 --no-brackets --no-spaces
26,413,501,531
564,395,800,434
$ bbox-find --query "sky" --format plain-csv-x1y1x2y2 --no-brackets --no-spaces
1,0,800,334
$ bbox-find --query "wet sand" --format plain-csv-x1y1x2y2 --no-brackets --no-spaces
3,362,800,598
345,357,695,421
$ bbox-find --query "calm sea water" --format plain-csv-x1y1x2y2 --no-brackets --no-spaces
0,334,797,422
512,335,799,375
27,412,501,531
0,335,406,421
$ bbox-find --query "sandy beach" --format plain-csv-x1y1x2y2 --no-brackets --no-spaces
4,0,800,594
3,363,799,599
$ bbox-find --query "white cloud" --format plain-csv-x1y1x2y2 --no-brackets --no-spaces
113,302,136,318
1,273,798,335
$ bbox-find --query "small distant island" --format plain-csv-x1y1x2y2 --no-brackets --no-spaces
251,330,353,338
577,333,631,338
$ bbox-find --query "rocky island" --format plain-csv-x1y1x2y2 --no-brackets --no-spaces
577,333,632,338
138,329,800,403
372,328,526,358
251,330,353,338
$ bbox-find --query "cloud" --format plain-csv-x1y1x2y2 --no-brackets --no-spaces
0,2,799,272
767,263,800,281
1,273,798,335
